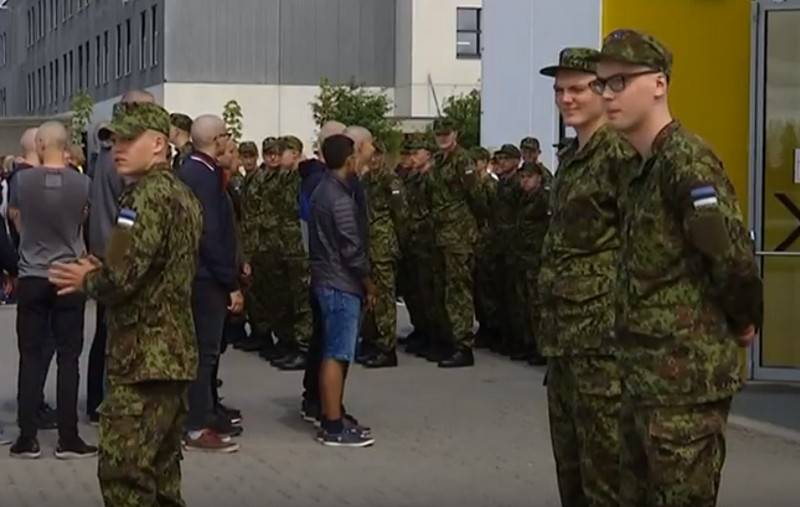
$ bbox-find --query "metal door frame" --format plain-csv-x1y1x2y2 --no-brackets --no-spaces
749,0,800,381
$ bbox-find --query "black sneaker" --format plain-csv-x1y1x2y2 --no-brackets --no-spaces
55,437,98,459
218,402,242,425
300,398,321,424
343,413,372,437
211,413,243,438
10,436,41,459
318,427,375,448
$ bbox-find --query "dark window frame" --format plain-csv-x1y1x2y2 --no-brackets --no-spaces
456,7,481,59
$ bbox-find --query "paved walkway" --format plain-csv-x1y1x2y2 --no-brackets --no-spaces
0,304,798,507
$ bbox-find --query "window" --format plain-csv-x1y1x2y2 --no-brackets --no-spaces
78,45,84,89
125,18,132,75
54,0,59,29
456,7,481,59
27,9,32,47
85,41,91,88
50,0,55,31
103,30,109,83
0,33,6,67
55,58,60,100
37,67,43,109
68,49,74,96
151,4,158,66
27,74,31,112
63,53,68,97
0,88,6,116
115,23,121,78
95,35,101,86
38,0,44,39
139,9,148,70
49,61,54,104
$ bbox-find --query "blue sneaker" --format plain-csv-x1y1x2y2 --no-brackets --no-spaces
318,427,375,448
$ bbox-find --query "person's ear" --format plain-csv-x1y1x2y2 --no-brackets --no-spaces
654,73,668,99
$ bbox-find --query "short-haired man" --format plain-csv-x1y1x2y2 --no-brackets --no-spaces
169,113,194,171
595,30,762,506
49,102,202,506
537,47,637,506
178,115,242,452
10,121,94,459
309,134,376,447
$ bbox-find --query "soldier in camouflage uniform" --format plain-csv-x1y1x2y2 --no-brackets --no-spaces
469,146,501,349
429,118,480,367
260,135,314,371
169,113,194,171
228,141,258,218
537,47,638,506
49,103,203,507
359,142,406,368
594,30,762,506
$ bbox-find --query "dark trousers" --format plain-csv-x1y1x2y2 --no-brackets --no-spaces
302,290,323,402
186,279,228,431
16,277,86,440
87,303,108,416
38,318,56,407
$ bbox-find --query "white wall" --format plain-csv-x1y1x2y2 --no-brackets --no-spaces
395,0,482,117
481,0,601,166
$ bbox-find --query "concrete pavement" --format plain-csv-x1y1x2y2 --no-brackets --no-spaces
0,303,798,507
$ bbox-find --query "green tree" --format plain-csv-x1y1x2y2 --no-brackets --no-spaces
70,90,94,146
223,99,244,142
310,78,403,153
440,89,481,150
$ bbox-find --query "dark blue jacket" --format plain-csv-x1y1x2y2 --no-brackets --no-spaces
177,152,239,291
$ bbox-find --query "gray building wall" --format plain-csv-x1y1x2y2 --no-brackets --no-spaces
0,0,165,117
165,0,396,87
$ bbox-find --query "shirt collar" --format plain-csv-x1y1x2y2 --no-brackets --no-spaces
189,151,219,172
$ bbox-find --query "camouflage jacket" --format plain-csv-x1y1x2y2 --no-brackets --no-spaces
472,174,499,258
516,162,553,265
85,165,202,385
239,168,281,259
228,172,246,221
493,170,525,255
363,166,405,262
274,169,306,257
538,125,635,358
618,121,762,405
429,146,479,252
400,170,435,256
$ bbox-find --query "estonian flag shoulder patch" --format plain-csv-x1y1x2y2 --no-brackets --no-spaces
117,208,137,228
690,185,718,209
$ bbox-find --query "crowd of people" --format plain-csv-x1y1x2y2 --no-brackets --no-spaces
0,28,764,507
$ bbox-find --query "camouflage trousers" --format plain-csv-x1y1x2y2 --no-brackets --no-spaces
432,248,475,349
496,256,541,354
619,397,731,507
399,250,436,338
98,381,190,507
250,251,312,351
362,259,398,352
473,247,500,338
244,275,270,337
547,356,621,507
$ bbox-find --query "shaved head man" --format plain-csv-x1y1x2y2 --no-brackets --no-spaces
120,89,155,104
344,125,375,172
318,121,347,160
19,128,40,166
9,118,94,459
191,115,229,161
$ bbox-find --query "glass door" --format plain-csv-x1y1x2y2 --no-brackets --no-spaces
751,1,800,381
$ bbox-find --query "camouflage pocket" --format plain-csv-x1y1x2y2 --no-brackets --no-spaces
572,356,622,397
106,310,141,380
551,275,614,349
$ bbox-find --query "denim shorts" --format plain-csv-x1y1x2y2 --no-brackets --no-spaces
313,287,362,362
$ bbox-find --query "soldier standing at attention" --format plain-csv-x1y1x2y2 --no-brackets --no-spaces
537,47,637,506
48,103,203,506
358,141,405,368
594,30,762,506
429,118,480,368
169,113,193,171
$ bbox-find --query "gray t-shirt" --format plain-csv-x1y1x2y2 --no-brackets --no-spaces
10,166,90,278
88,147,124,258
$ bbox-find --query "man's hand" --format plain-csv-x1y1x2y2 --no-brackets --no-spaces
48,258,101,296
736,325,757,348
364,279,378,313
3,275,16,296
228,290,245,314
242,263,252,277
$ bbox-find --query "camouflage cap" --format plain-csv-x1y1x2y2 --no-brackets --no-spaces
470,146,491,162
597,29,673,77
539,47,600,77
262,136,282,154
169,112,193,133
281,135,304,153
494,144,522,159
238,141,258,157
520,137,541,152
433,117,457,134
107,102,171,139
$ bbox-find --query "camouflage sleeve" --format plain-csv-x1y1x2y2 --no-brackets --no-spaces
85,188,168,305
240,176,264,260
387,173,408,238
670,155,763,332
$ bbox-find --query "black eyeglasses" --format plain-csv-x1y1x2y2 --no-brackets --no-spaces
590,70,661,94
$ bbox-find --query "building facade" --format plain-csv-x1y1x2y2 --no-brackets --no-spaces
0,0,481,149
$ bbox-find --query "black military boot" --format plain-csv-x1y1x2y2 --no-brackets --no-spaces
236,333,266,352
363,350,398,369
438,347,475,368
423,341,450,363
275,352,308,371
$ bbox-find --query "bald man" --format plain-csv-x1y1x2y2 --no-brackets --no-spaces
9,121,95,459
178,115,243,451
86,89,157,424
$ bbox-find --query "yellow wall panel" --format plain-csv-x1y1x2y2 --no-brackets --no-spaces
603,0,752,212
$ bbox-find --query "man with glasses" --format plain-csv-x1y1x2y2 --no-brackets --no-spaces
177,115,242,453
594,30,762,506
537,47,636,506
49,102,202,506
